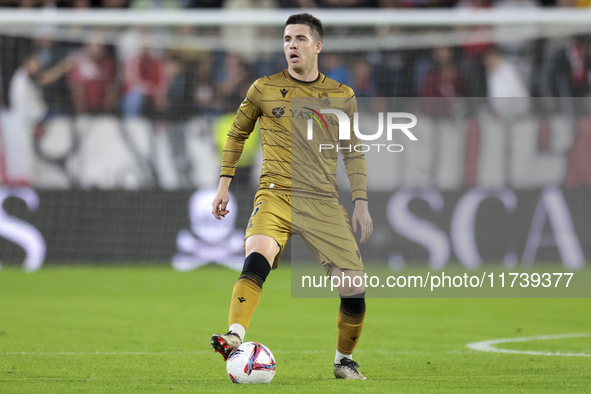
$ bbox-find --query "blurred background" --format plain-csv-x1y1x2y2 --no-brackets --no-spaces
0,4,590,271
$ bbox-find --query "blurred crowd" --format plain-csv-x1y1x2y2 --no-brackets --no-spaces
1,30,239,120
1,14,591,189
2,28,591,119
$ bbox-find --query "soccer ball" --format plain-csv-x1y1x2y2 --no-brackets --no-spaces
226,342,276,384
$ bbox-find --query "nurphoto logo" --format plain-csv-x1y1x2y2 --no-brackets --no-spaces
304,109,418,152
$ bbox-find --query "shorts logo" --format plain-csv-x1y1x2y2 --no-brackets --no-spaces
238,297,246,303
272,107,285,118
246,202,262,230
280,88,289,98
251,201,263,217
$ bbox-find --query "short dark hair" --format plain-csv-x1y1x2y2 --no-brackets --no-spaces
285,13,323,42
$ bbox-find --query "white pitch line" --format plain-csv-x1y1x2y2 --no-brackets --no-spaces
467,333,591,357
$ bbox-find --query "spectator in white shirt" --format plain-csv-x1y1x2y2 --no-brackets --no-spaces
484,46,530,119
4,54,47,185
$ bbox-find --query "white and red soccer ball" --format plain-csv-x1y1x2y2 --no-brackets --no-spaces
226,342,276,384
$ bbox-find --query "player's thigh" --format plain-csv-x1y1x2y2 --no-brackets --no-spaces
245,235,280,268
330,267,365,297
245,191,291,268
298,198,363,273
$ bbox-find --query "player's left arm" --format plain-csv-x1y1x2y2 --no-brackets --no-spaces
341,93,373,243
352,199,372,244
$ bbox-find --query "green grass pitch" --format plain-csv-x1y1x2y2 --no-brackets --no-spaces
1,265,590,393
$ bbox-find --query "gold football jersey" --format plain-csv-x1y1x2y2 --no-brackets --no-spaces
220,70,367,203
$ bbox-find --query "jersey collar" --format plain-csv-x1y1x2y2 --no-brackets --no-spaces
285,70,322,85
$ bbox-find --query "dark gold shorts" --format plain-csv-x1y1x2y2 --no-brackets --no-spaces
245,189,363,272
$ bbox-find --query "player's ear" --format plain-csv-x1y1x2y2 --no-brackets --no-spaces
316,40,322,55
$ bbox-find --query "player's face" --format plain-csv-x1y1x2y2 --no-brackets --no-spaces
283,24,321,74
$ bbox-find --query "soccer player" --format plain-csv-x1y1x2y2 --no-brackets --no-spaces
210,13,373,380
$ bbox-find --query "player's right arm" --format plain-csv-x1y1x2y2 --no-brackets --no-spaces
212,176,232,219
212,79,263,220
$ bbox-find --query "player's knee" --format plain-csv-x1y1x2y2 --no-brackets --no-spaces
340,291,366,315
333,269,365,297
239,252,271,288
245,235,279,266
338,284,365,298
